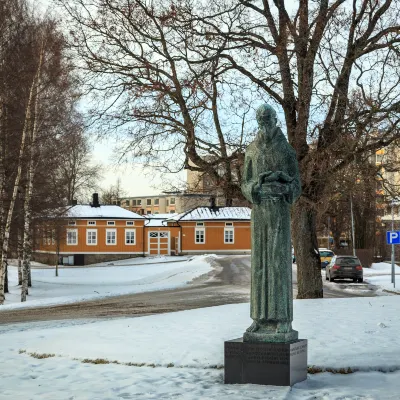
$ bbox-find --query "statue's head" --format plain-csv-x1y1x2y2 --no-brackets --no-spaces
256,104,277,137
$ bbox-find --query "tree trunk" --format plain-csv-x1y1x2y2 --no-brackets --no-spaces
292,198,323,299
4,261,7,293
22,47,43,301
55,246,59,277
17,226,23,285
0,71,36,304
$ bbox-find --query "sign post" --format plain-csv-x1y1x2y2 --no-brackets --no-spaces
392,202,395,286
386,229,399,288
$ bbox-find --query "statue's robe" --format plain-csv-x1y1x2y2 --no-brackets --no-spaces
242,127,301,324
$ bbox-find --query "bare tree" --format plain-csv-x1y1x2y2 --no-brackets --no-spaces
58,0,400,298
188,0,400,298
57,126,102,203
57,0,261,206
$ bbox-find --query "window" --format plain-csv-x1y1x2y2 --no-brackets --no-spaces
87,229,97,245
154,198,159,205
225,222,233,227
224,228,234,244
125,229,136,245
196,222,204,227
106,229,116,245
137,199,142,205
132,199,137,206
68,221,76,226
67,229,78,245
126,221,134,226
170,198,175,205
51,230,55,245
147,199,152,205
166,200,169,206
88,221,96,226
107,221,115,226
195,228,205,244
170,210,175,213
125,200,130,207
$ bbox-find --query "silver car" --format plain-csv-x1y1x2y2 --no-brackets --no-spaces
326,255,363,283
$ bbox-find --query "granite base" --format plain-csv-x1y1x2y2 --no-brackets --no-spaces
224,338,307,386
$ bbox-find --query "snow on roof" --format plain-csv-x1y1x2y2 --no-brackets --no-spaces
170,207,251,221
381,214,400,222
144,219,169,227
66,205,145,219
146,213,178,219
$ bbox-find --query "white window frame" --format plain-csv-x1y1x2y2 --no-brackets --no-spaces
125,229,136,245
88,220,96,226
154,198,159,205
126,221,134,226
67,229,78,245
196,222,204,227
195,228,205,244
107,221,115,226
106,229,117,245
87,229,97,245
224,228,235,244
147,199,152,205
68,221,76,226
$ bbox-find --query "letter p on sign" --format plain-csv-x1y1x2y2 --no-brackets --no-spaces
387,231,400,244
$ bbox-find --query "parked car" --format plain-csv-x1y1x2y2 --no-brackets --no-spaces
326,256,363,283
319,248,335,268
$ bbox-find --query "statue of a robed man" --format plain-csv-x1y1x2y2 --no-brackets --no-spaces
242,104,301,342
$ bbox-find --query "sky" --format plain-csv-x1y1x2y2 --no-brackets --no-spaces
36,0,186,197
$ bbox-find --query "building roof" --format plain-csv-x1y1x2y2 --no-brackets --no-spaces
144,213,178,227
146,213,179,219
170,207,251,221
66,205,145,220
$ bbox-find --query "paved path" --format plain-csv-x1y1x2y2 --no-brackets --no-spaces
0,256,376,324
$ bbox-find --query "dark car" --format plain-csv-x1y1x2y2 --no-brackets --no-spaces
326,255,363,283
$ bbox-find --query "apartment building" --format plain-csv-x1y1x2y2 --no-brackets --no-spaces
119,192,210,215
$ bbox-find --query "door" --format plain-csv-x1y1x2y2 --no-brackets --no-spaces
148,231,170,255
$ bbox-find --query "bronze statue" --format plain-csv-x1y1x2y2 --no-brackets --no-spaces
242,104,301,342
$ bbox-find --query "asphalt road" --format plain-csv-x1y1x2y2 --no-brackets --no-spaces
0,255,376,325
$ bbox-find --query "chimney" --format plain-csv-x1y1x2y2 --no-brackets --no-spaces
91,193,100,208
210,196,216,209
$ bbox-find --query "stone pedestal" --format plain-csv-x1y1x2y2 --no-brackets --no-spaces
224,338,307,386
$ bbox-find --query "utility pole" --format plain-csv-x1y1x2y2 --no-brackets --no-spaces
350,196,356,257
327,216,331,250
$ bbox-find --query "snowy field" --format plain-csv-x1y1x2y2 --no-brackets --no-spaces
1,296,400,399
2,256,213,310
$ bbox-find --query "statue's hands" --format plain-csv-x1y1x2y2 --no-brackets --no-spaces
252,182,262,204
259,171,293,184
258,171,274,184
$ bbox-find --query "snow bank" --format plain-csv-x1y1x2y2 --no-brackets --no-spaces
1,255,213,310
364,262,400,294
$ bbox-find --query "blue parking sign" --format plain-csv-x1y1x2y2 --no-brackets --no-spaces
387,231,400,244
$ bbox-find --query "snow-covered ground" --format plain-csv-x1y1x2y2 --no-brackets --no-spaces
1,296,400,399
364,262,400,294
2,256,213,310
